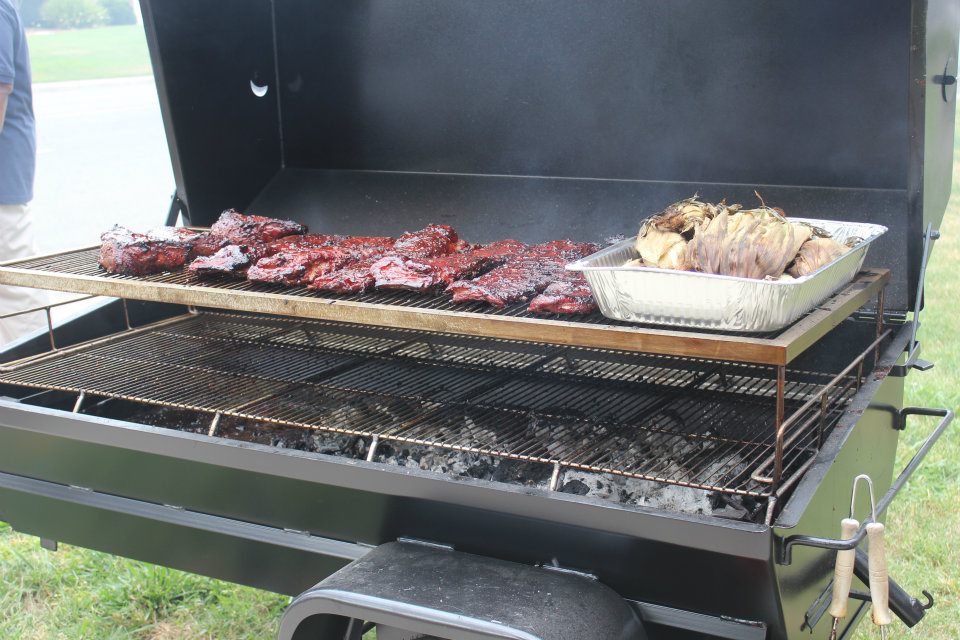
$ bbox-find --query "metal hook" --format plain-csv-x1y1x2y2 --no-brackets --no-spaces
920,590,935,610
850,474,877,521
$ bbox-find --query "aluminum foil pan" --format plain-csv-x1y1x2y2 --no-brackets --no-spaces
567,219,887,333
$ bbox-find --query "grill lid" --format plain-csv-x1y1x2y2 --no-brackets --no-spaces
141,0,959,311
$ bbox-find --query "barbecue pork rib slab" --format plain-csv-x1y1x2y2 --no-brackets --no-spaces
189,232,230,257
254,236,397,287
371,239,527,292
447,240,598,306
188,244,267,279
528,275,597,315
263,234,343,256
391,223,461,257
209,209,307,244
98,225,194,275
247,247,350,286
309,226,460,294
308,258,383,294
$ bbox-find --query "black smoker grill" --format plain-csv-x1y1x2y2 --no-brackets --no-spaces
0,2,958,639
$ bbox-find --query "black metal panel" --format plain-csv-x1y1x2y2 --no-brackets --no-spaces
139,0,282,222
921,0,960,232
275,0,909,191
0,472,365,596
773,363,905,637
0,401,785,628
136,0,958,309
250,168,913,309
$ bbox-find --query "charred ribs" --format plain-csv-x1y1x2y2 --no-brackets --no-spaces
310,226,460,294
371,239,527,292
188,244,268,279
447,240,597,306
527,275,597,315
98,225,195,275
209,209,307,244
250,236,395,286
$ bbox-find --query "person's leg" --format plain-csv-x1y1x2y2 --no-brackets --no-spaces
0,203,48,346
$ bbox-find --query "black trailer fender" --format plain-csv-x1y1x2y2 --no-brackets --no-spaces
279,540,647,640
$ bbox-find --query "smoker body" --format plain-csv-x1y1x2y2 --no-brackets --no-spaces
1,0,958,638
0,308,927,640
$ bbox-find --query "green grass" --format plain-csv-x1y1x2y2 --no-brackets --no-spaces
0,521,288,639
1,119,959,640
27,25,151,84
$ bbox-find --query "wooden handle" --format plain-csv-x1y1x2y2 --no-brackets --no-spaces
828,518,860,619
867,522,894,626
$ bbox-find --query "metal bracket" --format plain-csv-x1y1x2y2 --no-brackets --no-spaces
897,225,940,375
933,55,957,103
165,191,187,226
777,407,953,565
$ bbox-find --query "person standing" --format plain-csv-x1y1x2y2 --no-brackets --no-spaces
0,0,45,346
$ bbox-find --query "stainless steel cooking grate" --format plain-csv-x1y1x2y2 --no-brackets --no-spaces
0,312,873,498
0,246,890,365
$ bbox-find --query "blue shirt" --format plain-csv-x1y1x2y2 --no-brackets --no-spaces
0,0,35,204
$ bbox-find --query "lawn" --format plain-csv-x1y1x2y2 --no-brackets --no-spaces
1,120,959,640
26,25,151,84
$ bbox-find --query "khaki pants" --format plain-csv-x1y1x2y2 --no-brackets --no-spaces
0,203,48,346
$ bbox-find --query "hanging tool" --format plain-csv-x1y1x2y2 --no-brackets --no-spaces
827,514,860,640
829,474,885,640
868,519,893,639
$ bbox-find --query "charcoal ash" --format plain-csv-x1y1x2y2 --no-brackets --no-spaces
374,443,552,487
217,420,366,457
97,402,759,519
558,470,713,515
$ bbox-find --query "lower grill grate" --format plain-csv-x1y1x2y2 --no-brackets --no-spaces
0,312,865,498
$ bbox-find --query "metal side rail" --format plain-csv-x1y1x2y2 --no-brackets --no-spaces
776,407,953,631
778,406,954,565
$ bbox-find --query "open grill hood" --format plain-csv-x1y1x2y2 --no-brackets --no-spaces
142,0,958,311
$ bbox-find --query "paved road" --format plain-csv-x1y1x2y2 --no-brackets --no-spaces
31,76,174,254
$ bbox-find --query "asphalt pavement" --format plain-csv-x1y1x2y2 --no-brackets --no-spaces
31,75,174,254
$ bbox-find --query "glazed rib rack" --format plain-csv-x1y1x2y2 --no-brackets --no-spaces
0,246,888,365
0,311,883,500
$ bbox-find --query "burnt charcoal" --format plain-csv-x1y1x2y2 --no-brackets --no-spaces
560,479,590,495
489,459,553,486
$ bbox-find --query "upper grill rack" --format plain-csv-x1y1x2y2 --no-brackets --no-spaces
0,246,889,366
0,312,878,501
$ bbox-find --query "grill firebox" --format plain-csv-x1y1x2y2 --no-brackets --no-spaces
0,311,882,507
